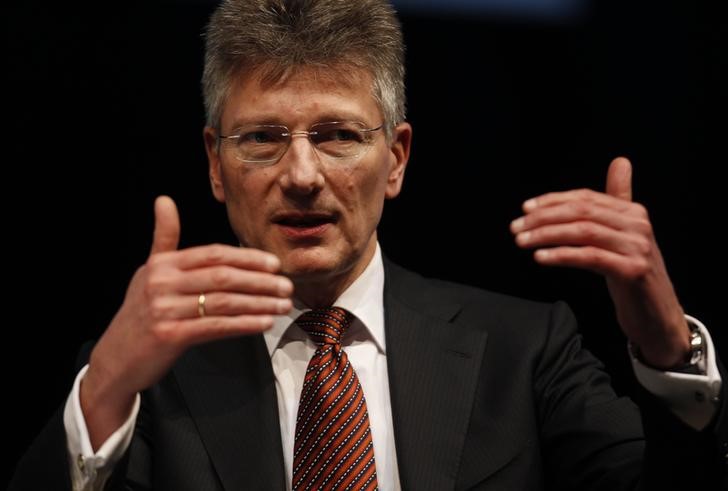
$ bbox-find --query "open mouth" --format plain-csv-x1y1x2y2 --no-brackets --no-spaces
272,212,338,236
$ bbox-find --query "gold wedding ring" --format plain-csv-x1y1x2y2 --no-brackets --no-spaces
197,293,207,318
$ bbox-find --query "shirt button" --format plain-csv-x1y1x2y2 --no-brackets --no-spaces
77,454,86,472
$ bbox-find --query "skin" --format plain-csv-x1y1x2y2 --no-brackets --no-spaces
81,66,411,450
203,68,411,307
81,69,689,452
510,157,691,369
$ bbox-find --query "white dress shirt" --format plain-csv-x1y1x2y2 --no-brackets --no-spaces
64,243,721,491
263,243,400,489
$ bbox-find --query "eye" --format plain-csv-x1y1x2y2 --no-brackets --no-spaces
311,123,366,144
328,129,360,141
239,129,279,144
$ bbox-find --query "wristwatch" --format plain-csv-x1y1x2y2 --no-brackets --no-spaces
630,320,705,374
673,320,706,374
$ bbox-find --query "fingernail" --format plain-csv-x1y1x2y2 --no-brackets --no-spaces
277,299,292,313
266,255,280,270
523,199,538,212
279,279,293,296
516,231,531,245
511,217,525,232
535,249,550,260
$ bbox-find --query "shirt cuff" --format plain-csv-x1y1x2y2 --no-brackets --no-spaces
63,364,140,491
630,315,722,431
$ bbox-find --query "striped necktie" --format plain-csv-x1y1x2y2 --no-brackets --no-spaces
292,307,379,490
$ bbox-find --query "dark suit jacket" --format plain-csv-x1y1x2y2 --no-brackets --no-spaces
10,260,728,490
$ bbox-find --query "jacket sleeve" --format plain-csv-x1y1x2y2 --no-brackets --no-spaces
8,405,74,491
7,342,96,491
534,301,727,490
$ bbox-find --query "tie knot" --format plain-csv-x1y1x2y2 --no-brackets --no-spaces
296,307,352,345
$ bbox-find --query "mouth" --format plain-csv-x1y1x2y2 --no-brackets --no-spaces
271,211,338,238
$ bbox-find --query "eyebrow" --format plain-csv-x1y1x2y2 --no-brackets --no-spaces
229,111,374,130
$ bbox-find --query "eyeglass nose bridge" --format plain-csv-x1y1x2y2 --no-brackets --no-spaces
280,128,323,162
284,129,320,140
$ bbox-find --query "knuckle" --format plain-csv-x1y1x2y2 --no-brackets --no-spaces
211,267,232,288
152,321,182,344
144,276,168,297
214,294,233,312
625,258,650,280
569,201,590,217
632,202,649,219
636,217,653,236
205,245,225,264
148,298,170,320
579,204,594,219
576,188,593,201
636,258,650,275
146,254,163,268
577,222,597,241
634,236,652,256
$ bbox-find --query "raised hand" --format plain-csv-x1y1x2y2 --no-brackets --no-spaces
80,196,293,449
510,157,690,369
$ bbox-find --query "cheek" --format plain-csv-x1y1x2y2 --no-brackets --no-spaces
338,161,390,219
223,164,275,199
221,166,276,225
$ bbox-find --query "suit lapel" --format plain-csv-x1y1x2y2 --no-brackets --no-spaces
173,335,286,490
384,262,489,490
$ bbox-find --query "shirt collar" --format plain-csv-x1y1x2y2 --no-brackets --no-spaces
263,242,386,356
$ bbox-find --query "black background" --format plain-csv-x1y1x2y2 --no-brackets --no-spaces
6,0,726,486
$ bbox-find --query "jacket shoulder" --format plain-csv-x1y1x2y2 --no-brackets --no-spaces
383,258,566,327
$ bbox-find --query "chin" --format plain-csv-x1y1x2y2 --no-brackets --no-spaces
283,264,344,285
279,247,353,282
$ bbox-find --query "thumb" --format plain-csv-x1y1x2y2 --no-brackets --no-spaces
149,196,180,256
606,156,633,202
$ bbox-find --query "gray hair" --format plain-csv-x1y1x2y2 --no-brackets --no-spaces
202,0,406,137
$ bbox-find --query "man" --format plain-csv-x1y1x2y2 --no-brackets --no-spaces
10,0,726,489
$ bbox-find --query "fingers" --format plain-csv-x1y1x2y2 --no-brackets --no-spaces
514,221,651,257
146,243,290,295
511,199,649,236
532,246,649,280
511,195,653,279
153,315,278,346
605,156,633,201
156,267,291,297
138,242,292,349
150,293,292,320
172,244,281,273
150,196,181,256
520,187,634,215
511,158,658,282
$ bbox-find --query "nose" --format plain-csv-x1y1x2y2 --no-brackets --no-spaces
277,132,325,196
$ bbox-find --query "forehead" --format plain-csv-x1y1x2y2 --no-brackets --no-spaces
220,65,382,127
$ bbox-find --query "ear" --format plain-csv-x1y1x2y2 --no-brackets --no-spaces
203,126,226,203
385,122,412,199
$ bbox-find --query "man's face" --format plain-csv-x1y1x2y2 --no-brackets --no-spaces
204,67,411,289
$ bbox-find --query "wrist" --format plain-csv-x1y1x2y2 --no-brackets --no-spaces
80,365,137,451
630,318,704,373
